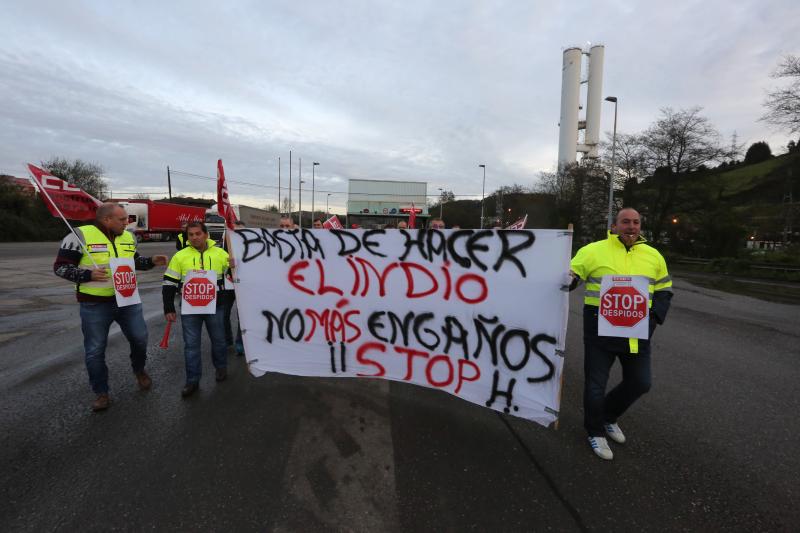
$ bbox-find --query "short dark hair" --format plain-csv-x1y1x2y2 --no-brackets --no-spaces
186,221,208,234
95,202,121,221
614,207,640,223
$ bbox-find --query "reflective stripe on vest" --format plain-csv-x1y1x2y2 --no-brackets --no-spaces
77,225,137,296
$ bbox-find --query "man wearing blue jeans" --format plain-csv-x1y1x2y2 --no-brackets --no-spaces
162,221,230,397
54,203,168,411
178,307,227,391
80,301,150,394
568,208,672,460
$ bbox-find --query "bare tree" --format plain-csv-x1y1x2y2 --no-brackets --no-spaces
535,163,607,244
761,55,800,134
534,170,572,202
636,107,726,243
640,107,726,175
281,197,292,215
495,183,531,195
601,132,650,208
41,157,107,198
610,133,649,184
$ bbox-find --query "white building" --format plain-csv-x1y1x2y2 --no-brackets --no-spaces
347,179,428,228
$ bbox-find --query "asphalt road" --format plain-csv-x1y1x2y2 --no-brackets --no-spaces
1,242,798,531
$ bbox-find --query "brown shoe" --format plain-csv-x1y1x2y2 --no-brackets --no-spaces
181,383,199,398
92,393,110,412
215,368,227,382
135,371,152,391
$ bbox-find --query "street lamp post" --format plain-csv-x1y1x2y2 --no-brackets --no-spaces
277,156,281,213
298,158,302,228
298,180,305,228
326,193,332,215
605,96,618,231
437,188,444,218
312,162,319,223
478,164,486,229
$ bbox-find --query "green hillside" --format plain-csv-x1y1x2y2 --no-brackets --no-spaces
632,151,799,259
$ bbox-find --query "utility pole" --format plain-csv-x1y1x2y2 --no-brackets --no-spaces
277,156,281,214
312,162,319,223
298,158,302,228
496,188,503,226
286,150,292,217
479,164,486,229
167,165,172,199
605,96,619,231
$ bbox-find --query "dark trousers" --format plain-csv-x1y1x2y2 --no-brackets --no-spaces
80,301,148,394
180,306,227,385
221,290,235,345
583,343,652,436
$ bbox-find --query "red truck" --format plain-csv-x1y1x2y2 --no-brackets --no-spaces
119,200,206,242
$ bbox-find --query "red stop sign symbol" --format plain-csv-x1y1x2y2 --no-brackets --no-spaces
113,265,137,298
183,277,216,306
600,285,648,327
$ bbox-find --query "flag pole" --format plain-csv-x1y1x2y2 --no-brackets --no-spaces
27,165,100,268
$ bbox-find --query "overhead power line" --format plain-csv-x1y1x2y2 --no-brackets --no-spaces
169,169,490,198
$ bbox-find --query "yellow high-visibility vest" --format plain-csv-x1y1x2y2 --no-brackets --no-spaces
571,232,672,354
571,232,672,306
163,240,228,286
77,225,138,297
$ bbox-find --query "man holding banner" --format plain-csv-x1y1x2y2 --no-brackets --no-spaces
162,221,230,397
569,207,673,460
53,203,168,412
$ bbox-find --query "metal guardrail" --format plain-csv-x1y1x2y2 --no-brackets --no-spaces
675,258,800,273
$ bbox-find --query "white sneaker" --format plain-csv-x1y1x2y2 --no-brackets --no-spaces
604,423,626,444
588,436,614,460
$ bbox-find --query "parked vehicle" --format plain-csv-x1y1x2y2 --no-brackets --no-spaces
119,200,206,242
231,204,280,228
204,209,226,240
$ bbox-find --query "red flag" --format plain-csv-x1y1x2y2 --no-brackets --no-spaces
27,164,102,221
505,214,528,230
322,215,343,229
159,319,173,349
408,203,417,229
216,159,236,230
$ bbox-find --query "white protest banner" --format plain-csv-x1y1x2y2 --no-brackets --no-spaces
598,275,650,339
110,257,141,307
230,228,572,427
181,269,217,314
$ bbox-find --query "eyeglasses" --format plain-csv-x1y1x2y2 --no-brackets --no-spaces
279,224,292,229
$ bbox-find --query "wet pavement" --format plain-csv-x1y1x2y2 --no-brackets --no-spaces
1,242,798,531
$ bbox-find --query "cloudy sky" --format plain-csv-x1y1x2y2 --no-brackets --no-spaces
1,0,797,213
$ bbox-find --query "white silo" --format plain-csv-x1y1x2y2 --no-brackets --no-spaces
583,45,605,159
557,44,605,168
558,47,582,170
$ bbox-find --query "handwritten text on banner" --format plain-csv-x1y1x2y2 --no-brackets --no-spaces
230,228,572,427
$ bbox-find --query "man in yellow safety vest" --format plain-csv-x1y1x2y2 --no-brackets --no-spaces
162,221,230,398
568,207,673,460
53,203,168,411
